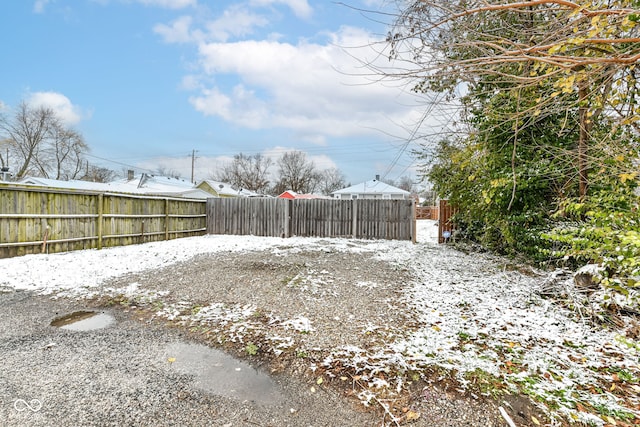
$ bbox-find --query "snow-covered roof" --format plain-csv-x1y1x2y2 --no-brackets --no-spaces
198,180,260,198
19,177,114,192
294,194,330,199
278,190,330,199
278,190,297,199
332,179,410,196
18,175,212,199
108,174,213,199
110,173,193,190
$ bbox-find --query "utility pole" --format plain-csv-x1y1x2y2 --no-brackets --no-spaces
191,149,198,184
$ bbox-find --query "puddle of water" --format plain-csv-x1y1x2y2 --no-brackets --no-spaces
51,311,115,331
165,342,284,405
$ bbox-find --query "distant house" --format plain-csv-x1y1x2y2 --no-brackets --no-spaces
331,177,411,200
278,190,297,199
277,190,329,200
197,180,260,198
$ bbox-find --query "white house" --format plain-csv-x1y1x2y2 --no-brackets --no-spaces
331,177,411,200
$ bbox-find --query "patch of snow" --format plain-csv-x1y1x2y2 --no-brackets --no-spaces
1,220,638,422
281,316,315,333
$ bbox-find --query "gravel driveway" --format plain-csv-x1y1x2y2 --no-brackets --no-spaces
0,230,545,426
0,290,380,426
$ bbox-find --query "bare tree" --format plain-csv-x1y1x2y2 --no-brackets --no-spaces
0,102,90,180
82,165,118,183
156,166,182,179
214,153,272,193
0,102,56,179
395,176,416,193
33,123,88,180
0,138,10,170
383,0,640,197
272,150,320,195
318,167,347,195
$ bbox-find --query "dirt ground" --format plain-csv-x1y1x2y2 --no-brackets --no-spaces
0,241,548,426
95,247,546,426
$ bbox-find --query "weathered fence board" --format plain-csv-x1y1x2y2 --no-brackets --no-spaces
416,206,438,220
438,199,456,243
0,184,206,258
207,198,415,241
207,198,291,238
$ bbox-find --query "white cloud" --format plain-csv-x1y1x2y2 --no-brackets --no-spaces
204,5,269,42
249,0,312,19
153,16,194,43
262,146,337,173
189,87,233,121
308,153,337,170
136,0,196,9
151,3,428,182
180,74,201,91
299,134,327,146
154,6,269,44
33,0,51,14
27,92,84,125
90,0,196,8
188,27,423,140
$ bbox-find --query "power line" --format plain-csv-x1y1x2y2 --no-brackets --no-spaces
85,140,405,167
84,154,156,174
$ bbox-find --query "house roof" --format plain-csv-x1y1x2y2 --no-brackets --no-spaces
198,180,260,197
108,174,213,198
278,190,330,199
332,179,410,195
294,193,331,199
278,190,297,199
18,175,213,199
19,177,114,192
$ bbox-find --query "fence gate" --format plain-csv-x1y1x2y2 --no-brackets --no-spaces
438,199,455,243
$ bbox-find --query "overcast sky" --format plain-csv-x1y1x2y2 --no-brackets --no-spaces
0,0,441,186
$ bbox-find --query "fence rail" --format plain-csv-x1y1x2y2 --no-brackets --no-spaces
0,184,206,258
207,198,416,241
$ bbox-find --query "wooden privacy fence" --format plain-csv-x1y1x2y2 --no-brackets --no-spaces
0,184,206,258
438,199,456,243
207,198,416,241
415,205,439,220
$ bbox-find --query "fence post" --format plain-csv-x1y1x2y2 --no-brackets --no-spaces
284,199,291,238
164,198,170,241
352,199,358,239
411,199,417,244
97,193,103,250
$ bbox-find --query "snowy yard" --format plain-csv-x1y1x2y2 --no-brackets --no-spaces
2,220,639,426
